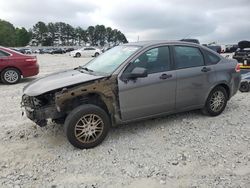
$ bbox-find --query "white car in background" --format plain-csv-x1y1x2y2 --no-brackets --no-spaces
70,47,102,58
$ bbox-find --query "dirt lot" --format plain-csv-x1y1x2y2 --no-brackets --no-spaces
0,54,250,188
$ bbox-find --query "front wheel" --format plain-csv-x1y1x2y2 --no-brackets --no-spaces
94,52,99,57
64,104,110,149
202,86,228,116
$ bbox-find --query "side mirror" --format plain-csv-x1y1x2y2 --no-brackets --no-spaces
123,67,148,80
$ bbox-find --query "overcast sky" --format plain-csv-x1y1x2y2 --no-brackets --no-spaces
0,0,250,44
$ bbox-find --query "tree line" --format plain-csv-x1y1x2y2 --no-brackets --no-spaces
0,19,32,47
0,19,128,47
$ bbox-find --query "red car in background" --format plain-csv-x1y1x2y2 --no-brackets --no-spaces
0,47,39,84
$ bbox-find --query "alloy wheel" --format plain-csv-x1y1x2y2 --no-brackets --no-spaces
74,114,104,144
4,70,19,83
210,91,225,112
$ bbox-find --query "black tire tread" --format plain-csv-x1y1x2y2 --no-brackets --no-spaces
239,82,250,92
202,86,228,116
64,104,110,149
0,68,21,84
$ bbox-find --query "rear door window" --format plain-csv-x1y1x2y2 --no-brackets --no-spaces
173,46,204,69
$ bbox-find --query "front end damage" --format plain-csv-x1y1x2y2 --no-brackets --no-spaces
21,93,64,126
21,76,120,127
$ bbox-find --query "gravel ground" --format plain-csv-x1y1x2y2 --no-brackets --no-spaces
0,54,250,188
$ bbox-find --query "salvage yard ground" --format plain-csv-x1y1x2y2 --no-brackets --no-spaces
0,54,250,188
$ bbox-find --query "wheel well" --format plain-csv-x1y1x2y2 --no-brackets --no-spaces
65,93,109,115
215,83,230,99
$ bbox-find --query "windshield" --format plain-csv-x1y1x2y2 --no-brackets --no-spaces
83,45,141,75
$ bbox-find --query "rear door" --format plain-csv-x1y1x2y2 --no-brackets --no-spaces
82,48,90,57
118,46,177,121
173,45,216,110
83,47,95,57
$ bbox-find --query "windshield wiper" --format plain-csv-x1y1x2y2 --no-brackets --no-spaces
81,67,93,72
75,66,93,73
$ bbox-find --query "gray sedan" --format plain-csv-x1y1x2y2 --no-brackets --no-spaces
22,41,241,149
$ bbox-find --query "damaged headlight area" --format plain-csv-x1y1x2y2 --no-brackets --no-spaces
21,93,64,127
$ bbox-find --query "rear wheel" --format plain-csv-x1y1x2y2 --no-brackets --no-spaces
94,52,99,57
1,68,21,84
202,86,228,116
76,53,81,58
239,82,250,92
64,104,110,149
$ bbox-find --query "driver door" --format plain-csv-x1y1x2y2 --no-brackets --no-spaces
118,46,177,121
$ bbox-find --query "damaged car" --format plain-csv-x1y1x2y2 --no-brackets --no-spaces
21,41,241,149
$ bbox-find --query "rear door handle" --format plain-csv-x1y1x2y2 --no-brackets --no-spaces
201,67,211,72
160,74,172,80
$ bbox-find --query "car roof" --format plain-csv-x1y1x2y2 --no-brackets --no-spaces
122,40,201,48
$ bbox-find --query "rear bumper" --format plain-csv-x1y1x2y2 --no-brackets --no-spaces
233,56,250,65
240,65,250,69
230,73,241,98
22,64,39,77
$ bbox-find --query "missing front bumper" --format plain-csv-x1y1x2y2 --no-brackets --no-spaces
24,105,63,127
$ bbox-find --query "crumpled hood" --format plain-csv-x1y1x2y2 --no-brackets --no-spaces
23,69,104,96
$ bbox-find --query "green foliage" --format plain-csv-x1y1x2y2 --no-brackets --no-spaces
31,21,128,46
0,19,16,46
0,19,128,47
15,27,31,47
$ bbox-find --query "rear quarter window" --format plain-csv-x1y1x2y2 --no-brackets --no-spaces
203,50,221,65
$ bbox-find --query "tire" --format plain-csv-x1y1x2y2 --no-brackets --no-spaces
76,53,81,58
64,104,110,149
239,82,250,92
52,116,66,125
1,68,21,84
202,86,228,116
94,52,99,57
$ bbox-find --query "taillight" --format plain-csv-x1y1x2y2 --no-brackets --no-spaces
25,58,36,62
235,63,241,72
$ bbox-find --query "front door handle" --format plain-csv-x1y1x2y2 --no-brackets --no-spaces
160,74,172,80
201,67,211,72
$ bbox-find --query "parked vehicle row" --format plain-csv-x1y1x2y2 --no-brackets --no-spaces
0,46,39,84
21,41,241,149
